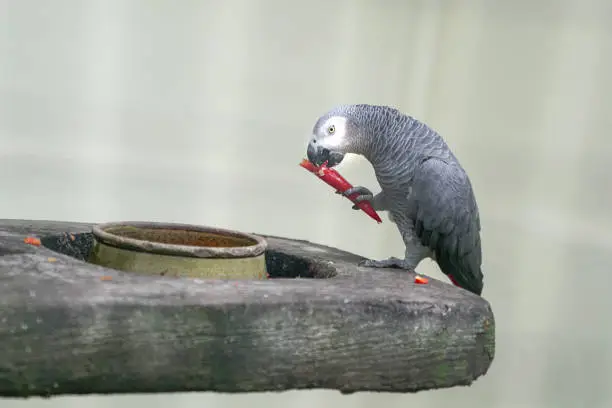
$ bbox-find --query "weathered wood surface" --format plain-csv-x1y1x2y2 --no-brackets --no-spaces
0,219,495,398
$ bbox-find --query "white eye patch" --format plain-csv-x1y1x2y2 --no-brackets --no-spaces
321,116,347,149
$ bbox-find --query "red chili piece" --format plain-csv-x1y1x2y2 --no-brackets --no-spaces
24,237,41,246
300,159,382,223
414,275,429,284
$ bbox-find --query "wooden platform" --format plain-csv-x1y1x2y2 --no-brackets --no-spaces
0,219,495,397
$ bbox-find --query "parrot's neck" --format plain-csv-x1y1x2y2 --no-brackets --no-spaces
362,116,449,187
365,131,422,188
341,105,452,186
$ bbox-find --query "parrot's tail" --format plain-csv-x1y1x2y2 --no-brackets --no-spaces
438,254,484,296
447,274,460,287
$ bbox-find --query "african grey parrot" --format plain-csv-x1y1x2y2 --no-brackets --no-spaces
306,104,484,295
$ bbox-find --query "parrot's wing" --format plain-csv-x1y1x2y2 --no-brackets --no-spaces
412,158,483,295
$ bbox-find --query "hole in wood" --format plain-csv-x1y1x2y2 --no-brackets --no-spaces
41,231,336,279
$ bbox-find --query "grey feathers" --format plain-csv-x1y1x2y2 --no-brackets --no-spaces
411,157,483,295
318,104,485,295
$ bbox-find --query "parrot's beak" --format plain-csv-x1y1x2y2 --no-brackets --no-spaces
307,140,344,167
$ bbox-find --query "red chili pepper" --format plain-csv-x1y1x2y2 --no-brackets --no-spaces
24,236,41,246
414,275,429,285
300,158,382,223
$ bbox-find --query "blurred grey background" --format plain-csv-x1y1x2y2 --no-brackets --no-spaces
1,0,612,407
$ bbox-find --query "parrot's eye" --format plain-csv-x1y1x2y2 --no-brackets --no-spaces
328,125,335,134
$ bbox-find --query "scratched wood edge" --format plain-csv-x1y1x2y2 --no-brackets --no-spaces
0,219,495,398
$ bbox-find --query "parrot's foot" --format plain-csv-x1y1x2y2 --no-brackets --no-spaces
359,257,415,271
336,185,374,210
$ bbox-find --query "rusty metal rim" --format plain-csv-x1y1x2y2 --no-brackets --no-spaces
92,221,267,259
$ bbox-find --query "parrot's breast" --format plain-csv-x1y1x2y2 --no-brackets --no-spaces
383,186,417,227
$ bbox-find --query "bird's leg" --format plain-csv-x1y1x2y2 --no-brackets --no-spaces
337,187,404,268
336,187,387,211
336,185,373,209
358,228,425,272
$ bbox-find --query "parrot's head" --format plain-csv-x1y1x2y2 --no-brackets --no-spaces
307,107,363,168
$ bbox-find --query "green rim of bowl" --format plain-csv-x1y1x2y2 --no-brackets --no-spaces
92,221,267,259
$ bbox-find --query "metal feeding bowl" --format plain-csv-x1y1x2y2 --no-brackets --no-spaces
89,221,268,279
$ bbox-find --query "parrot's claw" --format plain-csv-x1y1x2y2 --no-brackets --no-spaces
336,186,374,210
340,185,374,198
359,257,415,271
